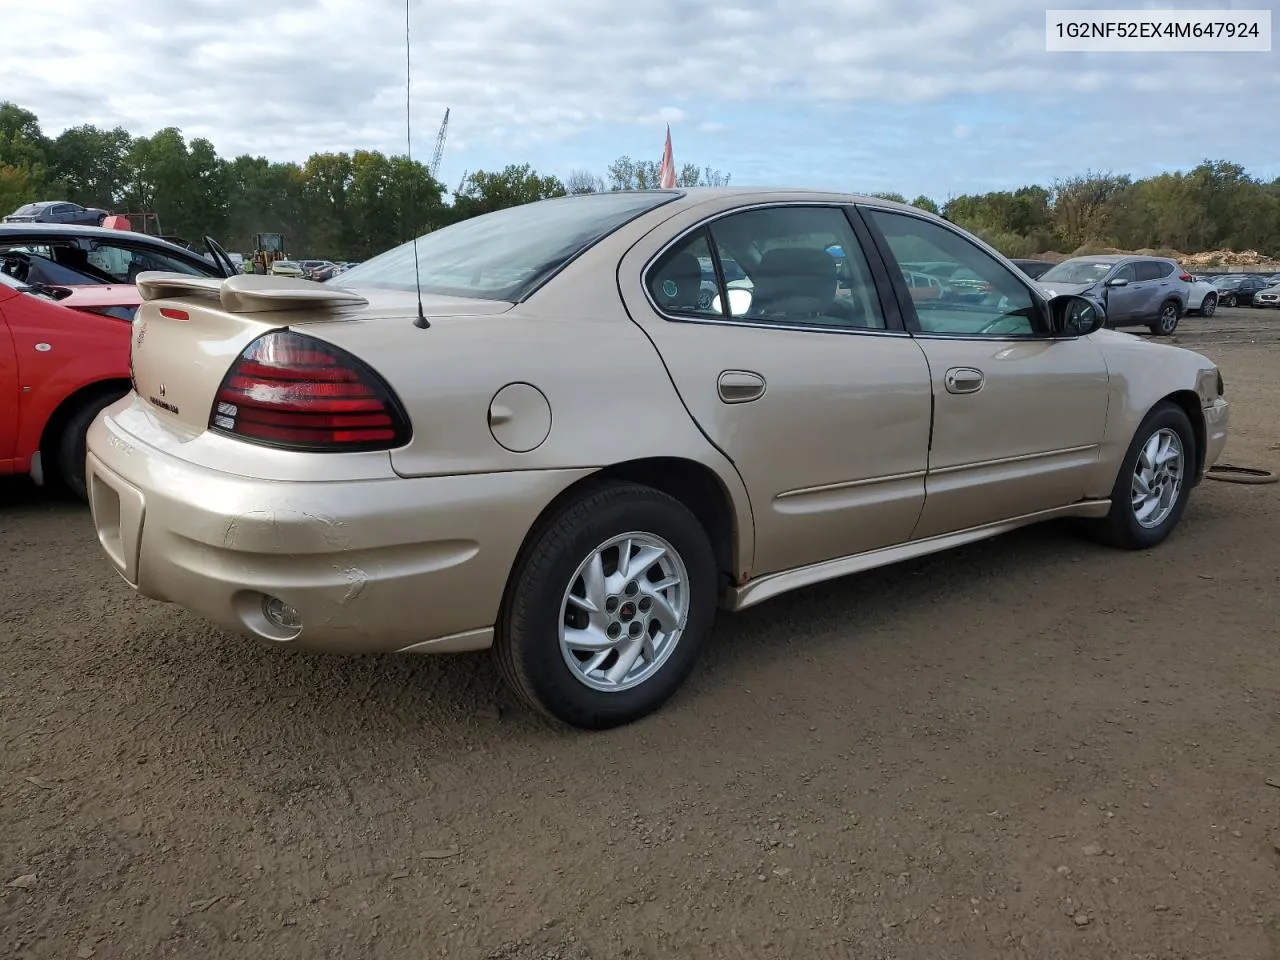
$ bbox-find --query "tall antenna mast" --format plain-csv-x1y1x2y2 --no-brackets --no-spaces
405,0,429,329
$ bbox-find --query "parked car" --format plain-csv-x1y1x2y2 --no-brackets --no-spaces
1010,258,1056,279
1185,277,1218,317
1209,274,1269,307
0,272,140,499
85,189,1229,729
1252,283,1280,309
1036,255,1192,335
4,201,111,226
0,224,236,288
270,259,304,278
298,260,336,281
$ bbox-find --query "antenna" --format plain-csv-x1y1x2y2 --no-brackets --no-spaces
405,0,429,329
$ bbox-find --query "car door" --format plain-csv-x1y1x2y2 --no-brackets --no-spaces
0,292,18,464
1132,259,1168,318
1102,261,1140,323
618,201,933,578
858,205,1111,540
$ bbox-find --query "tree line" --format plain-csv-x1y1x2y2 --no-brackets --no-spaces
3,101,1277,263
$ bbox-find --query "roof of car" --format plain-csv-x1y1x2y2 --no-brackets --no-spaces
0,223,203,257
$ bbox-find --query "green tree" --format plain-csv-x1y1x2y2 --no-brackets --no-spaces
49,124,132,209
451,163,567,218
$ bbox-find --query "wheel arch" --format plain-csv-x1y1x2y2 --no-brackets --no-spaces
1159,389,1206,486
37,378,131,479
500,456,751,615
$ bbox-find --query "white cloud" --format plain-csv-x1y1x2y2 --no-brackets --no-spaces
2,0,1276,194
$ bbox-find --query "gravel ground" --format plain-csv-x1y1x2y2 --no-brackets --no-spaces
2,307,1278,960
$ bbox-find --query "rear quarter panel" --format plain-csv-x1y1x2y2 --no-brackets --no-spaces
4,291,132,467
1085,330,1219,494
297,261,756,571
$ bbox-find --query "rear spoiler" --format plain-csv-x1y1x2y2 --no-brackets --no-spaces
135,271,369,314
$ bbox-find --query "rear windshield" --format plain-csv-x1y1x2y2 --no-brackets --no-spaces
337,191,678,301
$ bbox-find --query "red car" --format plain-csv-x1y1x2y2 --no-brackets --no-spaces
0,273,138,499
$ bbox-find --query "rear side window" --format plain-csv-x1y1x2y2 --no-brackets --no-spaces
1134,261,1164,282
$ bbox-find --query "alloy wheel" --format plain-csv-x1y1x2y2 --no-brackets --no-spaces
1131,428,1184,529
559,532,690,693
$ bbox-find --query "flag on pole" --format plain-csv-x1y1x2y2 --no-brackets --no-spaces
658,124,676,188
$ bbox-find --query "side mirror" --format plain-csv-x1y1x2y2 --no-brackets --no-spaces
1105,277,1129,287
1048,294,1104,336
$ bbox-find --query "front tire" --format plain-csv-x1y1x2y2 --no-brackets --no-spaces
495,482,718,729
1148,300,1180,336
1090,402,1196,550
55,390,127,501
1222,293,1237,308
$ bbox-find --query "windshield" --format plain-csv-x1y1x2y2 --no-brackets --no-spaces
1038,260,1114,283
1211,276,1241,287
338,191,678,301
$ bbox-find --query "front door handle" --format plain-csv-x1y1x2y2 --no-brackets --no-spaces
718,370,766,403
944,367,984,394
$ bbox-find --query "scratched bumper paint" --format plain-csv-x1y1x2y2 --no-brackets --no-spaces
85,399,593,654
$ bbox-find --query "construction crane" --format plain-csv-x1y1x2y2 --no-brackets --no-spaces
429,108,449,180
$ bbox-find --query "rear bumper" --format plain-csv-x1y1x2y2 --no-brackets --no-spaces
86,403,591,654
1202,397,1229,478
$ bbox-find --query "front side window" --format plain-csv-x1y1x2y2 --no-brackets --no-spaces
865,209,1040,337
339,191,677,301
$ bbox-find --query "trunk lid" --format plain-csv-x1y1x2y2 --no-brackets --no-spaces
128,271,512,438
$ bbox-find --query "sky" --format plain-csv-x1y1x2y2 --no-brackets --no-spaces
5,0,1277,202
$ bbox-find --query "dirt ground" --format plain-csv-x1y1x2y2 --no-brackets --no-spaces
2,308,1278,960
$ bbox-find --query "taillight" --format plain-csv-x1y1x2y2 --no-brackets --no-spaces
1178,272,1192,282
209,330,410,451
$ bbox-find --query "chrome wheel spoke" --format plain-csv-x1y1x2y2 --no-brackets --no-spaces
563,624,616,653
605,638,646,685
577,552,608,613
646,589,681,634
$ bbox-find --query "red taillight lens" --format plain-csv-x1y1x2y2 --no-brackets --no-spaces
1179,272,1192,282
209,330,410,451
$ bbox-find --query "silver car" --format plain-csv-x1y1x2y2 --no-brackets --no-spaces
1037,255,1192,336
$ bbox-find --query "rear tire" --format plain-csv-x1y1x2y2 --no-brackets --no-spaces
1148,299,1180,336
54,391,126,502
1200,293,1217,317
495,482,718,729
1088,402,1196,550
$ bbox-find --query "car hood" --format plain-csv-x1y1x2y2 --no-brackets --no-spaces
1036,280,1094,297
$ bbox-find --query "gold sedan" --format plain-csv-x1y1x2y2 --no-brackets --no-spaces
85,189,1229,728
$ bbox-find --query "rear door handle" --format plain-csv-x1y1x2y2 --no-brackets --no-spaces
718,370,766,403
944,367,984,394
